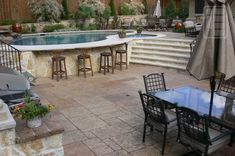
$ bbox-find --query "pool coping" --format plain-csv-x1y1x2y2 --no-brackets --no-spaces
11,30,166,52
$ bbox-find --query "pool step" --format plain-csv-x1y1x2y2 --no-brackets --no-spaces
129,38,192,70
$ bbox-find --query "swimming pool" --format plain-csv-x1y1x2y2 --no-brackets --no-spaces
11,31,119,46
11,31,165,51
127,34,157,38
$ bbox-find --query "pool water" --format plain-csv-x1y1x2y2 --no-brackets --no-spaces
11,31,118,46
127,34,156,38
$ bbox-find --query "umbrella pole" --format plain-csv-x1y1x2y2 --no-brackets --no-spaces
209,76,216,117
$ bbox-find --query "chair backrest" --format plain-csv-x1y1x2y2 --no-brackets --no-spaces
138,91,167,124
143,73,166,94
217,74,235,94
176,107,209,144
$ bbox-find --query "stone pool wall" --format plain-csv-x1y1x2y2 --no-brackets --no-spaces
21,44,130,78
0,99,64,156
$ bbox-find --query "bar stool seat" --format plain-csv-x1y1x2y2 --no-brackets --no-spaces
115,49,128,71
78,54,91,59
99,52,113,75
51,56,68,81
77,53,93,78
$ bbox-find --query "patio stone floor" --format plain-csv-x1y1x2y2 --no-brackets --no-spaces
32,64,234,156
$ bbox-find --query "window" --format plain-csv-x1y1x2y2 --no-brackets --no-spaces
195,0,204,15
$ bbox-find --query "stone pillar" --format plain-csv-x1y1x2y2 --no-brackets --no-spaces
0,99,16,155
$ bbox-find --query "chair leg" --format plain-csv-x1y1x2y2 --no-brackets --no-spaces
63,59,68,79
99,55,102,73
55,60,59,81
125,52,128,69
59,61,62,78
89,57,93,76
143,122,147,143
104,56,106,75
161,125,168,155
83,57,86,78
115,52,117,68
120,53,122,71
107,56,110,72
78,58,80,76
52,60,54,79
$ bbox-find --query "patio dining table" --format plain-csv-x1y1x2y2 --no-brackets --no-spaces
154,85,235,130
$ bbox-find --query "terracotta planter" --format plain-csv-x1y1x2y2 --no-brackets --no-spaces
12,23,22,33
27,116,42,128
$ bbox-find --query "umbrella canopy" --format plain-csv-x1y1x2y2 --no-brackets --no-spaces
153,0,161,18
187,0,235,117
187,0,235,80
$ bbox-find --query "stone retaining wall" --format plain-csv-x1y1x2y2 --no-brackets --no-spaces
21,44,129,78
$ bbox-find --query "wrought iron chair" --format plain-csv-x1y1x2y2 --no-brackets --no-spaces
143,73,167,94
176,106,232,156
217,74,235,94
139,91,177,155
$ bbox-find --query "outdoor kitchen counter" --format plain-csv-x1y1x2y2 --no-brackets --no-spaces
15,116,64,144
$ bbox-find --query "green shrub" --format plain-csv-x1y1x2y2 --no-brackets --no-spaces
103,6,111,19
42,24,66,32
109,0,116,16
0,20,13,26
120,1,145,15
75,4,94,21
143,0,148,14
164,0,176,19
120,3,133,15
61,0,69,19
31,24,36,33
177,0,189,21
27,0,63,22
21,25,31,34
173,27,185,33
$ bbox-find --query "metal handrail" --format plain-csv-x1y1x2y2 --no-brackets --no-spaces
0,39,22,72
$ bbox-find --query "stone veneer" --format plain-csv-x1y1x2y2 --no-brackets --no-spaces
0,99,64,156
21,44,129,78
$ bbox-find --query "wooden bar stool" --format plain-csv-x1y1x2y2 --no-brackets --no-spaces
77,53,93,78
115,43,128,70
99,52,113,75
51,56,68,81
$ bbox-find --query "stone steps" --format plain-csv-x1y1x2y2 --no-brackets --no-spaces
129,38,193,70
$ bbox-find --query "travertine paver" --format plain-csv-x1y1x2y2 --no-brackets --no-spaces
32,64,234,156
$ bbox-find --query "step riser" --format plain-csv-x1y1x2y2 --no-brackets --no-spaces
131,53,189,61
132,51,190,58
129,39,192,70
129,60,186,70
130,57,188,65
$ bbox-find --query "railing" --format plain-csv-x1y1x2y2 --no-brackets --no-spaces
0,39,22,72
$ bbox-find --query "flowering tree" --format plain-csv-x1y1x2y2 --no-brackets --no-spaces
82,0,105,16
120,0,145,15
27,0,63,22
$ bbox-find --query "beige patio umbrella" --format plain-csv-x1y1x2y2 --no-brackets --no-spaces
187,0,235,116
153,0,161,18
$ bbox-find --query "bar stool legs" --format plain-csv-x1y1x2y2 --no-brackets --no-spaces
99,52,113,75
115,50,128,71
77,53,93,78
51,56,68,81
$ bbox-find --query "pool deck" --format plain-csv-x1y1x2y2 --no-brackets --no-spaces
32,64,234,156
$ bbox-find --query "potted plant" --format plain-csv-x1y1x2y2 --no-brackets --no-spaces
118,29,126,38
136,26,143,34
13,93,55,128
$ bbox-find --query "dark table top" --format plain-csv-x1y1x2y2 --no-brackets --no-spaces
154,85,235,130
